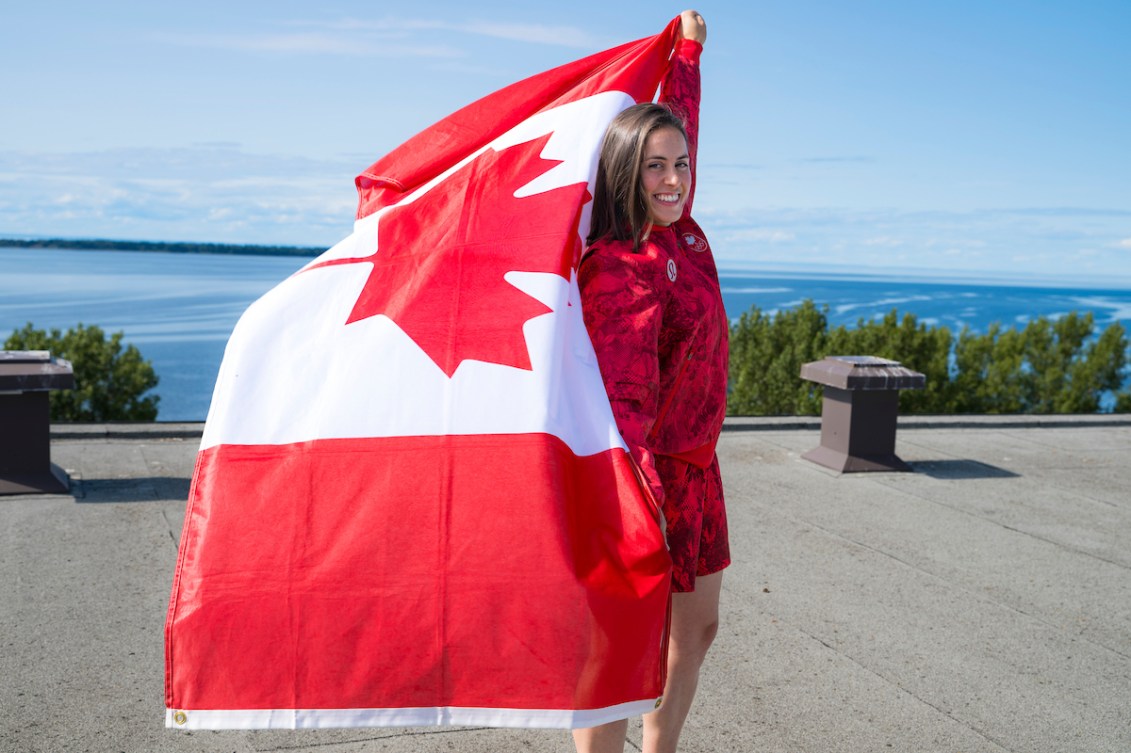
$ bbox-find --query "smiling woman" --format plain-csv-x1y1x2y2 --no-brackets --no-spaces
575,10,731,753
586,103,691,250
639,126,692,227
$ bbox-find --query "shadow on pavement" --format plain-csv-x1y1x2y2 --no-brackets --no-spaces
909,459,1020,480
73,476,191,503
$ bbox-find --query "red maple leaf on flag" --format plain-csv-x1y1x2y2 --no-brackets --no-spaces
311,134,589,377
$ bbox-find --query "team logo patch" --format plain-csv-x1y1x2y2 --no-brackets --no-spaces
683,232,708,253
666,258,677,282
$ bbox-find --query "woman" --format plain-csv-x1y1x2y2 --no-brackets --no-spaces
574,10,729,753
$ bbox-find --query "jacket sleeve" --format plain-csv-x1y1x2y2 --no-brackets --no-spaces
578,246,666,508
661,38,702,218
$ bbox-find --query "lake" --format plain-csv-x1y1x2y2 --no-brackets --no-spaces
3,246,1130,421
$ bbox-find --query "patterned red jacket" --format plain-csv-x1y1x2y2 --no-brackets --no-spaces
579,39,729,507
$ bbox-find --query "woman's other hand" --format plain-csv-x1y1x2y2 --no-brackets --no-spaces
678,9,706,45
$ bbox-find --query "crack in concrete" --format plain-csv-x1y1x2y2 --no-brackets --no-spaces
790,622,1017,753
160,506,179,548
783,509,1131,663
872,472,1131,572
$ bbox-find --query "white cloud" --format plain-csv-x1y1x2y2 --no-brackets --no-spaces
1118,238,1131,249
307,17,599,49
163,16,600,59
0,146,357,246
154,31,460,58
861,236,904,247
724,228,795,243
458,21,596,48
695,205,1131,283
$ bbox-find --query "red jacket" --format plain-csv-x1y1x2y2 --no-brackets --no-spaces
579,40,728,507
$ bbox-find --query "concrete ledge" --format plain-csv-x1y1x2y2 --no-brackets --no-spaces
723,413,1131,431
47,414,1131,440
49,422,205,440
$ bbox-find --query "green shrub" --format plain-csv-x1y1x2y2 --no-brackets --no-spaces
727,302,1131,416
4,323,160,421
827,310,954,414
728,300,829,415
952,323,1028,413
951,314,1129,413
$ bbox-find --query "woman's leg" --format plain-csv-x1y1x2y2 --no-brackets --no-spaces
572,717,628,753
642,570,723,753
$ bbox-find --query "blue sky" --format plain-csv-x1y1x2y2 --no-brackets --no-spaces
2,1,1129,284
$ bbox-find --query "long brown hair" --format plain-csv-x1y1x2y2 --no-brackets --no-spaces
587,103,689,251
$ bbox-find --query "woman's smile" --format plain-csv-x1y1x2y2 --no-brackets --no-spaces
640,126,691,226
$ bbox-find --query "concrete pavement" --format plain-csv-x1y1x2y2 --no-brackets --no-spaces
1,416,1129,752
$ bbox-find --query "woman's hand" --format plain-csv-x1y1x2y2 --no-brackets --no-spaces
678,9,706,45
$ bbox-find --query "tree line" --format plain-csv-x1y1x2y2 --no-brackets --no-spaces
1,237,322,257
5,301,1130,421
728,300,1131,415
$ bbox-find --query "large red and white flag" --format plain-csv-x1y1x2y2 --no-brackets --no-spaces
165,19,680,731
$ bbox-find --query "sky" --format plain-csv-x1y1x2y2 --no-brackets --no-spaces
2,0,1129,285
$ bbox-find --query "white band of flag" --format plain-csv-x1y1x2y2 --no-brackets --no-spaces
166,698,661,730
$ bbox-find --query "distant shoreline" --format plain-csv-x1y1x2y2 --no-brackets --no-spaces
0,237,323,257
5,237,1130,292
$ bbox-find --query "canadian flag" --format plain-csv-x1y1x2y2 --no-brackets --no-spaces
164,19,682,731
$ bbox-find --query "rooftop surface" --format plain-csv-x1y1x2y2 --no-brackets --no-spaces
2,416,1129,752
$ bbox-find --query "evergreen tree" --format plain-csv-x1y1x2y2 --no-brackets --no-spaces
727,301,1130,416
5,323,160,421
728,300,828,415
826,310,954,414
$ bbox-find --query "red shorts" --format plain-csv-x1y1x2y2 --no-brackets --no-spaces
654,454,730,592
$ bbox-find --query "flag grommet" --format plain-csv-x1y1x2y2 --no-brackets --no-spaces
173,711,188,725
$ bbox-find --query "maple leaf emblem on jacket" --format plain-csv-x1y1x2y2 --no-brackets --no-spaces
310,135,588,377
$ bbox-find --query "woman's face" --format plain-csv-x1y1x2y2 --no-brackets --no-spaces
639,126,691,227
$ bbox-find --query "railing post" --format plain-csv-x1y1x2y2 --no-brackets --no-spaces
799,355,925,473
0,351,76,494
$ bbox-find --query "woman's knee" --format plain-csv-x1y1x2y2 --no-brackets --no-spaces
669,572,723,661
700,614,719,649
670,612,719,665
692,614,720,658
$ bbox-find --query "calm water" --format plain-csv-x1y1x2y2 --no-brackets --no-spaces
3,247,1130,420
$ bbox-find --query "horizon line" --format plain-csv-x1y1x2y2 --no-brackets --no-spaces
4,234,1131,292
